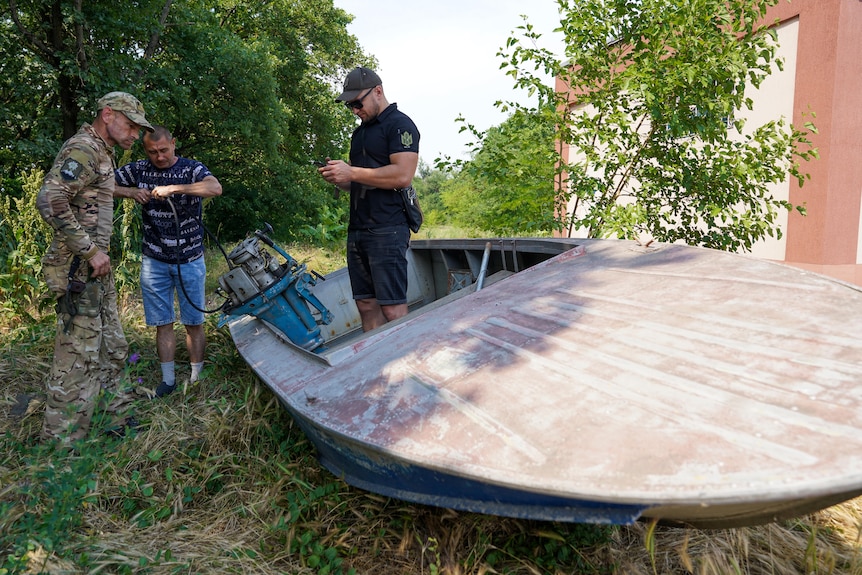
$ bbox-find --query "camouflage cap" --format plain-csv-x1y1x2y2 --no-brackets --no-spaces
96,91,154,132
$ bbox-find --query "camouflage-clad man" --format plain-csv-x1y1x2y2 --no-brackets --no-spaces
37,91,154,444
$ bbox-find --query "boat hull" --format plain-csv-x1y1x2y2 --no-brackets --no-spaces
228,238,862,528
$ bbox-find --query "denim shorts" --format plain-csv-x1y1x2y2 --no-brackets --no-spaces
140,255,206,326
346,226,409,305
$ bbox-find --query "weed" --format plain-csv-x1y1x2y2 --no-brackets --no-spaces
298,203,348,249
0,169,50,320
290,529,356,575
419,535,441,575
0,437,102,572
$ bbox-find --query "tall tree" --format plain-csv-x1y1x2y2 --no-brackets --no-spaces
439,106,558,235
153,0,366,239
498,0,817,251
1,0,366,240
1,0,162,185
4,0,167,139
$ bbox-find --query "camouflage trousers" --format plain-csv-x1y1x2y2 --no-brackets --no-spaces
41,273,135,443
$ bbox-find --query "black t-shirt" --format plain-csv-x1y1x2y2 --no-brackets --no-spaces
348,103,420,230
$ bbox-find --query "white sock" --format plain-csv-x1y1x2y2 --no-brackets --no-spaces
161,361,176,387
190,361,204,383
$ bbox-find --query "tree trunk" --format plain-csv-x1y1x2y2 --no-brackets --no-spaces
58,74,79,140
50,0,79,139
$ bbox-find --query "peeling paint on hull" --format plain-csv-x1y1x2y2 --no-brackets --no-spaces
229,238,862,528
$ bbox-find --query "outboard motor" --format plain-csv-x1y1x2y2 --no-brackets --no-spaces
217,225,333,351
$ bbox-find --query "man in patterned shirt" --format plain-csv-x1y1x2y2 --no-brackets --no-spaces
115,126,222,398
37,91,154,444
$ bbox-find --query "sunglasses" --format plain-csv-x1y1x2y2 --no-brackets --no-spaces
345,87,375,110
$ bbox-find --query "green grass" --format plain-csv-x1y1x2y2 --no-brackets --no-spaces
1,241,861,574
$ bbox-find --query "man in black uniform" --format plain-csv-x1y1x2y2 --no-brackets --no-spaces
319,67,420,331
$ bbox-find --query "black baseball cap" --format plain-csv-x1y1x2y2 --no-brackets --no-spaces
335,67,382,102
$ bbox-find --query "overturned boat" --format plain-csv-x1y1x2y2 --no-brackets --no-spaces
219,230,862,528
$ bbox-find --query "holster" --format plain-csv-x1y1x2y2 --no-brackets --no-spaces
57,280,102,333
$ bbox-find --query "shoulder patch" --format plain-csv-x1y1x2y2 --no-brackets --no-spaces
400,131,414,148
60,158,84,181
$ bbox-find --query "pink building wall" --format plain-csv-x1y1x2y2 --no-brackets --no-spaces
770,0,862,285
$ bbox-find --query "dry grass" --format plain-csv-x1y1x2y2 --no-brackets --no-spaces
2,251,861,574
609,502,862,574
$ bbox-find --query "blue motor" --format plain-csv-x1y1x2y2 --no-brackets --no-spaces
217,226,333,351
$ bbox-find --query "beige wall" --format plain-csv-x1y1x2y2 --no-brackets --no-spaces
745,19,798,262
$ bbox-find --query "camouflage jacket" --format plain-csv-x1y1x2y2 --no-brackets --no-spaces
37,123,116,294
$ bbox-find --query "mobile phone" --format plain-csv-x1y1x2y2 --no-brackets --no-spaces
311,160,326,168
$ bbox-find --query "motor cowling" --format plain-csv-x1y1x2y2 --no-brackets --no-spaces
218,236,284,309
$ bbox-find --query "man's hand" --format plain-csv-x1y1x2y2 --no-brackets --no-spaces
115,185,151,204
151,185,178,199
320,160,352,188
131,187,151,204
87,250,111,278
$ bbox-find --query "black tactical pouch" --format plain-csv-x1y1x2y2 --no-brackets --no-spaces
68,279,86,294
